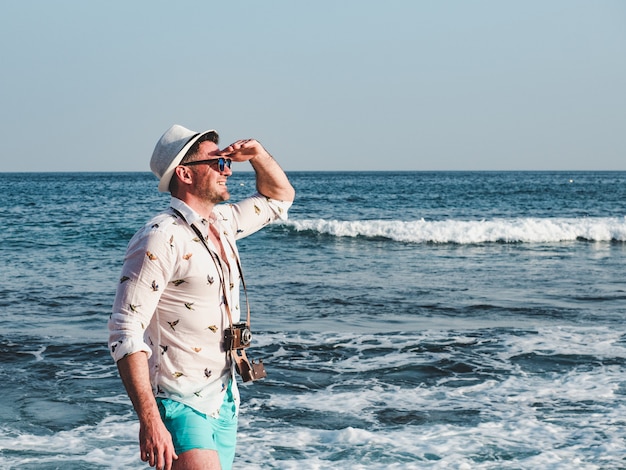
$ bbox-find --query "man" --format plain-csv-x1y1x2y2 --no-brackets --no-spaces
108,124,295,470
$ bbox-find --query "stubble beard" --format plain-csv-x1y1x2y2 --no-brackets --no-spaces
200,185,230,205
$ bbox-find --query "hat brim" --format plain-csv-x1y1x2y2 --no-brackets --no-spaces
157,129,216,193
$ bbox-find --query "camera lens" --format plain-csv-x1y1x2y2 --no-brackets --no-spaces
241,328,252,345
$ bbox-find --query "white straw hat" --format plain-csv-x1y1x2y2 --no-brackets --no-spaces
150,124,218,193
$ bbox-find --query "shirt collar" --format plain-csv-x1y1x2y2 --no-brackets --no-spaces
169,197,209,228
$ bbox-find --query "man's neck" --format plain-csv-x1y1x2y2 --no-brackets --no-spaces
173,192,216,221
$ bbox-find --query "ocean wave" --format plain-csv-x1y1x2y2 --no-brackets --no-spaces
284,217,626,244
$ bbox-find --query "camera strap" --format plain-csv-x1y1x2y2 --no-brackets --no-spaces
171,208,260,379
191,226,251,333
170,207,251,332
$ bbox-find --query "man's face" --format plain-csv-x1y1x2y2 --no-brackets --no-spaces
188,140,233,204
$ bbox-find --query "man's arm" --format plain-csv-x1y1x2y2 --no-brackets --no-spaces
221,139,295,202
117,352,178,470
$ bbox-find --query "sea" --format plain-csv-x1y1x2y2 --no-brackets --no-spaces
1,170,625,469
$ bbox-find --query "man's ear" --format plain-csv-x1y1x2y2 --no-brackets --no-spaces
169,165,194,194
174,165,193,185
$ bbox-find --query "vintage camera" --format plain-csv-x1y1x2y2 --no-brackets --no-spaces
236,356,267,383
226,323,267,382
224,322,252,350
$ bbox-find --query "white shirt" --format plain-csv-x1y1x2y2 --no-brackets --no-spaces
108,193,291,417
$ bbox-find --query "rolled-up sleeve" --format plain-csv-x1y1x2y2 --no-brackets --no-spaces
226,193,292,240
108,226,174,362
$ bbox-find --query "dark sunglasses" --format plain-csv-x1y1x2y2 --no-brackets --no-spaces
183,157,232,172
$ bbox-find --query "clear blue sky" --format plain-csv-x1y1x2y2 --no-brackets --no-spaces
1,1,625,172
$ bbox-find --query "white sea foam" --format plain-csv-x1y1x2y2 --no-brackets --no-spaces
2,327,624,469
235,326,626,469
285,217,626,243
498,326,626,360
0,414,140,469
21,345,47,362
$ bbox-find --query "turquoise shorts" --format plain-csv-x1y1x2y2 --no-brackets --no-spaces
156,381,238,470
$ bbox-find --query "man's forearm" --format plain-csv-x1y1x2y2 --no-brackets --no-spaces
117,351,177,468
117,351,160,422
250,151,295,202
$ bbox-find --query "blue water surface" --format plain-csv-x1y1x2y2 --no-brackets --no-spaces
1,171,625,469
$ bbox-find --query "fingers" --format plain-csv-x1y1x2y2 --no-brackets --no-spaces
141,450,178,470
220,139,263,159
140,444,178,470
